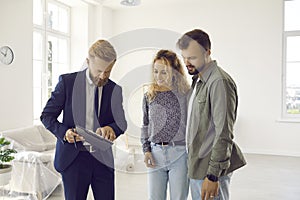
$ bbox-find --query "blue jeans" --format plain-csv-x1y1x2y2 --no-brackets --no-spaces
190,173,232,200
148,144,189,200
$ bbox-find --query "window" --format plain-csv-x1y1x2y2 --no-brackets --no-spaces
283,0,300,118
33,0,70,122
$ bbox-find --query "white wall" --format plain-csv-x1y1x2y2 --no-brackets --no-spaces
104,0,300,156
70,4,89,71
1,0,299,157
87,5,114,45
0,0,33,131
70,4,114,71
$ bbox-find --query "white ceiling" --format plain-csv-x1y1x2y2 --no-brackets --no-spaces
102,0,187,10
59,0,194,10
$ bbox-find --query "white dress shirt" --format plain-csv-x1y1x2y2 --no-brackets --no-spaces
85,69,103,131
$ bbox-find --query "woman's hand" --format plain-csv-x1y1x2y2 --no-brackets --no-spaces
144,152,155,168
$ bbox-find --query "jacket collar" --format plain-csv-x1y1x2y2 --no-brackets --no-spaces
198,60,217,83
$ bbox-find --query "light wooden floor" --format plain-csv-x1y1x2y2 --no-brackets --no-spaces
2,153,300,199
48,153,300,200
230,154,300,200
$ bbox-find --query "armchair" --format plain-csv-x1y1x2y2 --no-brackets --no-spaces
0,125,61,200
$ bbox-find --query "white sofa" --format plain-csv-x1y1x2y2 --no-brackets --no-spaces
0,125,62,200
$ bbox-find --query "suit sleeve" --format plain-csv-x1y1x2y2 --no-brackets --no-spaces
40,75,68,142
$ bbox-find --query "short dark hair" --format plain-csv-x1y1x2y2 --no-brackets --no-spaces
177,29,211,51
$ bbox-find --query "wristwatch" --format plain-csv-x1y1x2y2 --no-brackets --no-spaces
206,174,219,182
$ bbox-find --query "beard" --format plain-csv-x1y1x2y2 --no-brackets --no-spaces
94,78,108,87
186,63,207,75
91,75,108,87
186,64,199,75
89,70,109,87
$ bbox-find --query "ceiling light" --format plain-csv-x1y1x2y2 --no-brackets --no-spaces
120,0,141,6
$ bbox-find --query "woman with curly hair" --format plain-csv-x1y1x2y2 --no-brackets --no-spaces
141,49,190,200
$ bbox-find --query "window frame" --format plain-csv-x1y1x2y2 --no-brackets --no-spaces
282,0,300,120
33,0,71,122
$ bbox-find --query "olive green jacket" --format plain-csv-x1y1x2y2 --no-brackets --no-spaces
186,61,246,179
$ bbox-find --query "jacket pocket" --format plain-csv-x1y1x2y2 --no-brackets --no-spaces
197,96,206,104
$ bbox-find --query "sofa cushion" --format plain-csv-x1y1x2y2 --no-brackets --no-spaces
1,125,47,152
36,125,56,150
13,150,54,163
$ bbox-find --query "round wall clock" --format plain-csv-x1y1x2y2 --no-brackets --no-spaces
0,46,14,65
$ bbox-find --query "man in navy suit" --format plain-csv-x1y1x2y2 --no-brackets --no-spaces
40,39,127,200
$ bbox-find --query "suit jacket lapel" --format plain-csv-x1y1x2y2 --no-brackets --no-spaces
72,70,86,128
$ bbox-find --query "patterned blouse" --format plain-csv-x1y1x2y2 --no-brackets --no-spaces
141,90,187,153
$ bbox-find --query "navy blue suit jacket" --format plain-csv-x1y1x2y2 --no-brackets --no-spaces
40,69,127,172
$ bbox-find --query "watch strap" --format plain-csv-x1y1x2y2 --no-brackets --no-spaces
206,174,219,182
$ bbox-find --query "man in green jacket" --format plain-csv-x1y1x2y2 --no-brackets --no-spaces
177,29,246,200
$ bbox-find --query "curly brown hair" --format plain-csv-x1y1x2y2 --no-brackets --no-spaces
146,49,190,102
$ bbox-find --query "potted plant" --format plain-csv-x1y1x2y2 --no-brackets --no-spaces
0,137,17,186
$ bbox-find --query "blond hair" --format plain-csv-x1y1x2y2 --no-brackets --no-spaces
88,40,117,62
147,49,190,102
